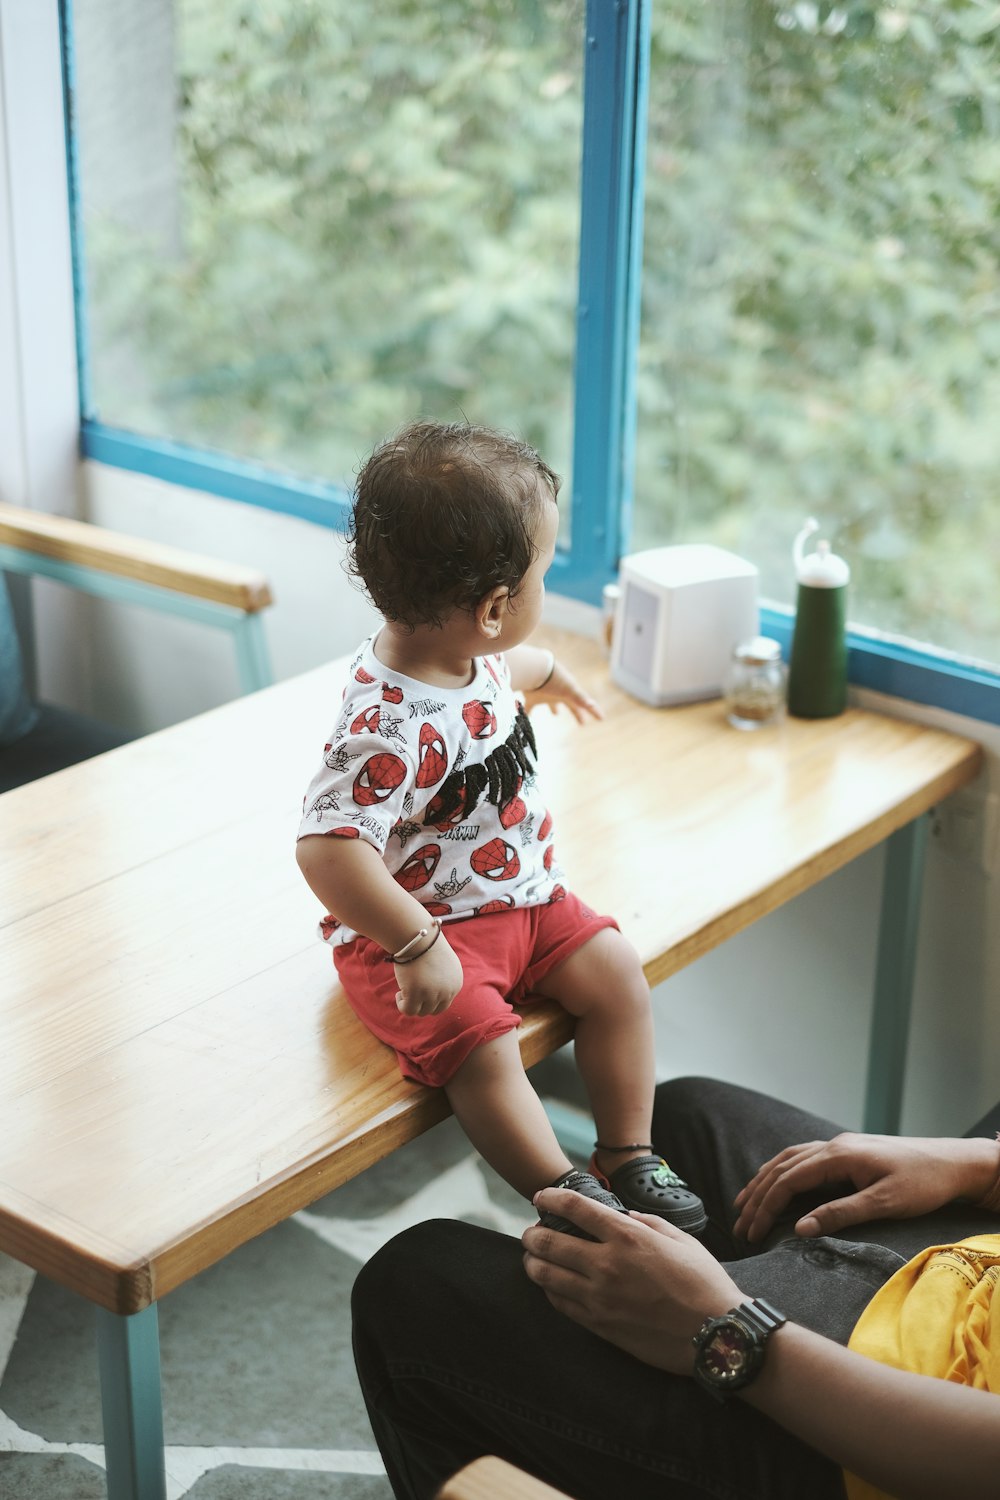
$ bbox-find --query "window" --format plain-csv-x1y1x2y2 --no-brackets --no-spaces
634,1,1000,687
63,0,1000,718
67,0,584,519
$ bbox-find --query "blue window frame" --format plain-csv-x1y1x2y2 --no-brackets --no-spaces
61,0,1000,726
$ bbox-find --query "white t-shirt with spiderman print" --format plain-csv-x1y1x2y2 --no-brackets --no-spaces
296,635,567,946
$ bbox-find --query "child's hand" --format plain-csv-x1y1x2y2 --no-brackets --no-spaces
394,932,464,1017
524,658,603,725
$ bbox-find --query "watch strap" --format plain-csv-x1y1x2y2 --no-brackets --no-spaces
735,1296,787,1338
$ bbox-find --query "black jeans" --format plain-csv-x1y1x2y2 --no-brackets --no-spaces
351,1076,998,1500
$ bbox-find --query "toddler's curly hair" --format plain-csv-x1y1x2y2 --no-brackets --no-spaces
347,420,560,629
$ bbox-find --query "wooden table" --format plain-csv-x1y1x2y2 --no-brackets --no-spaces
0,629,981,1499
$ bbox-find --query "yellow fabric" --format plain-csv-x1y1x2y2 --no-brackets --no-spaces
843,1233,1000,1500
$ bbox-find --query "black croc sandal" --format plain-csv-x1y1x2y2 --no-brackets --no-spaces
537,1169,629,1241
598,1154,708,1236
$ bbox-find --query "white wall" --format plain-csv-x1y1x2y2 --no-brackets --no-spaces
653,781,999,1139
0,1,86,698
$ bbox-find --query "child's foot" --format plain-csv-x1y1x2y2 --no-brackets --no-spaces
536,1168,629,1240
591,1152,707,1236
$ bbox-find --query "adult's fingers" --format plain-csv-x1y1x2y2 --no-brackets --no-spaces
732,1145,813,1229
521,1246,592,1300
625,1210,686,1240
735,1143,840,1241
521,1222,597,1272
794,1184,892,1237
530,1186,636,1243
734,1142,827,1207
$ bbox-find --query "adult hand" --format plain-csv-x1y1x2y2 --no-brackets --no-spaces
394,932,464,1016
524,658,603,725
522,1191,739,1375
734,1132,999,1244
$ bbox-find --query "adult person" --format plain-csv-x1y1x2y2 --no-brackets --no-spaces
351,1075,1000,1500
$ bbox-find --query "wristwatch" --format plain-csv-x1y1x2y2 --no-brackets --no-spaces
691,1297,787,1403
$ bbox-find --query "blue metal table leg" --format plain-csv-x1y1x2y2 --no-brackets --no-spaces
95,1305,167,1500
863,815,930,1136
543,1098,595,1163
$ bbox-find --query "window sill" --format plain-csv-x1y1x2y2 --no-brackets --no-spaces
81,422,351,530
761,605,1000,727
80,425,1000,727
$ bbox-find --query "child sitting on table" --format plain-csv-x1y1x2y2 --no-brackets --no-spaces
295,419,705,1236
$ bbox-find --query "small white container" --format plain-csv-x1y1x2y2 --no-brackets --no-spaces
610,545,759,706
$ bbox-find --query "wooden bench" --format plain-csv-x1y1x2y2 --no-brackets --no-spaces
0,627,981,1498
0,501,274,778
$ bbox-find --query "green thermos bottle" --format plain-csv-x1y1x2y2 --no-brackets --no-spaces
787,518,849,719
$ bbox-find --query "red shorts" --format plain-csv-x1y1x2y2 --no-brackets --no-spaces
333,893,618,1088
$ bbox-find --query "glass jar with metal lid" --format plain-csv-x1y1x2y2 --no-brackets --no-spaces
724,636,786,730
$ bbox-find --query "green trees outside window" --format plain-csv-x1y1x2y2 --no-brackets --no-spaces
635,1,1000,665
74,0,583,493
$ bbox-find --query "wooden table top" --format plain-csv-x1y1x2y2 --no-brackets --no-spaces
0,629,981,1313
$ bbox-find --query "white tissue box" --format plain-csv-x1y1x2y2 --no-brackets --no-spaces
610,545,759,707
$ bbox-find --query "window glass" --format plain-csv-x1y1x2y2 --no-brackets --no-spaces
634,2,1000,668
70,0,583,494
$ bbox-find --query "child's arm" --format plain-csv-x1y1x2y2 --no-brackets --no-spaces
296,835,463,1016
504,643,602,724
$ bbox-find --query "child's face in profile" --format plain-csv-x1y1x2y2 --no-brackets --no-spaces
500,493,559,649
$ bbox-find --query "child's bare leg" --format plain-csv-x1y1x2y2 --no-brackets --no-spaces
443,1029,573,1200
534,927,656,1177
535,926,706,1233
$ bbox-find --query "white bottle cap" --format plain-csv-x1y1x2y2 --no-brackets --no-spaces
793,519,850,588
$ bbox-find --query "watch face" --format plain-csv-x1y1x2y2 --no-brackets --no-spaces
703,1326,751,1383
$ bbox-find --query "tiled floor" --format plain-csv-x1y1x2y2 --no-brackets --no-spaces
0,1095,574,1500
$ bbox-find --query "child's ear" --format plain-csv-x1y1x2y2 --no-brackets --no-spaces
475,586,509,642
